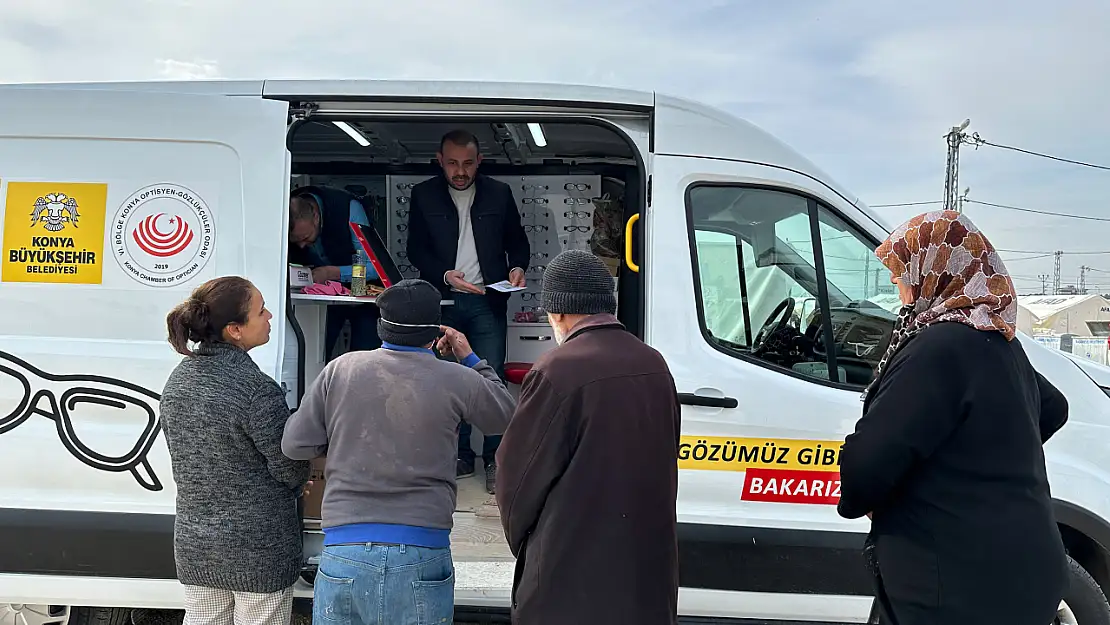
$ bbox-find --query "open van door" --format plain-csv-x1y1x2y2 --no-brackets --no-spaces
0,87,290,551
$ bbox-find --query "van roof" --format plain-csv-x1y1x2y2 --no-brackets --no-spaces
0,78,656,108
0,78,876,227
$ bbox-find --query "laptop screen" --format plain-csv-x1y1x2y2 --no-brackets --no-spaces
349,222,404,288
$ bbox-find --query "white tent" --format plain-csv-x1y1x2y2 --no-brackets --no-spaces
1017,305,1038,336
1018,294,1110,336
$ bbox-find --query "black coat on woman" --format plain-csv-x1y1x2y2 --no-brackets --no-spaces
837,210,1070,625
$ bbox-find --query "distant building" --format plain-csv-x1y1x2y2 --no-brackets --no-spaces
1018,294,1110,336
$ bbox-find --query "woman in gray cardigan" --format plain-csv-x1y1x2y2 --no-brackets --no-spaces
160,276,310,625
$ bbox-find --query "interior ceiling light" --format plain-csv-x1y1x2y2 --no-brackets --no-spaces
333,121,371,147
527,123,547,148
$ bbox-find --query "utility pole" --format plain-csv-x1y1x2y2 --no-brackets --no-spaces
1054,251,1063,295
1080,265,1091,294
1039,274,1050,295
944,119,971,213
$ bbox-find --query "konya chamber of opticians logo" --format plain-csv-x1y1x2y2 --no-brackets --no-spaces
111,183,215,288
1,182,109,284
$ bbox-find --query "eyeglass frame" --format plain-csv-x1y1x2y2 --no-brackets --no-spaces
0,350,164,492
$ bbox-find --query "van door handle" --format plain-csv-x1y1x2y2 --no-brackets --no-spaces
678,393,738,409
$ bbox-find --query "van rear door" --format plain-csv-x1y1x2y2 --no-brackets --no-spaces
0,87,289,522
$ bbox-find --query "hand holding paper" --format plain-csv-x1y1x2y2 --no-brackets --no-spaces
487,280,526,293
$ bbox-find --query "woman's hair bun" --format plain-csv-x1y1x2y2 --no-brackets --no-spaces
183,298,211,340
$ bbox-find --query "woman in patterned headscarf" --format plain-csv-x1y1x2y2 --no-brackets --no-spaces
837,210,1070,625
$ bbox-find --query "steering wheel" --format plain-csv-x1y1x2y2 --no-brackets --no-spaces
752,297,796,355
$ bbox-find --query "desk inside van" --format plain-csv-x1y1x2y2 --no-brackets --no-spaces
289,292,454,399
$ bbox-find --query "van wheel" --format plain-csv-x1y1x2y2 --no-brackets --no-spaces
0,605,71,625
71,608,133,625
1058,555,1110,625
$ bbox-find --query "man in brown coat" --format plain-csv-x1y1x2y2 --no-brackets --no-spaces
495,249,681,625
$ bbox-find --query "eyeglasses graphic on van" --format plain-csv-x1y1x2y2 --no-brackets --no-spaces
564,183,591,191
0,350,164,492
564,197,590,205
522,198,548,205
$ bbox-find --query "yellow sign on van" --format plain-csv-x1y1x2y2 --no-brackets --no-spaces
2,182,108,284
678,435,843,473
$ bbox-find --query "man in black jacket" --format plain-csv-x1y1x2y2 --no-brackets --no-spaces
289,185,382,358
406,130,530,493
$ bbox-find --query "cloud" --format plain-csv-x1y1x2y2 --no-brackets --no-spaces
157,59,220,80
0,0,1108,289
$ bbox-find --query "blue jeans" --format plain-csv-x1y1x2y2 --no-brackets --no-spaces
313,544,454,625
441,293,507,465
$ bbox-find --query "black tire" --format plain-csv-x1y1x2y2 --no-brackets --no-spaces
69,608,131,625
1062,555,1110,625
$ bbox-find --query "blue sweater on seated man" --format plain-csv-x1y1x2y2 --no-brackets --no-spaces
281,279,515,555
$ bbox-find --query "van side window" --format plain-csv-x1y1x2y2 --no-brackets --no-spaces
687,185,896,388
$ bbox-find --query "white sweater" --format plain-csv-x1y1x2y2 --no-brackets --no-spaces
449,185,483,287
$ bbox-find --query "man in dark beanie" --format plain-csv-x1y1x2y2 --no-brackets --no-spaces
282,278,515,625
495,250,682,625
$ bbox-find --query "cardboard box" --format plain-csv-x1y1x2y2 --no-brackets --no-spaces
289,264,313,289
302,457,326,520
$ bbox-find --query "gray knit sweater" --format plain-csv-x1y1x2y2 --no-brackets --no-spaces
160,342,310,593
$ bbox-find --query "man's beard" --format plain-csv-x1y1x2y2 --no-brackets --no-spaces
551,322,566,345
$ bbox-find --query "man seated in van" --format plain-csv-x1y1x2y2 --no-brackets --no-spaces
288,186,382,356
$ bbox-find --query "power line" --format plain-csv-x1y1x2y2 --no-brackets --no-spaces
869,198,1110,223
970,135,1110,172
965,199,1110,223
1002,254,1056,261
870,200,943,208
997,248,1110,255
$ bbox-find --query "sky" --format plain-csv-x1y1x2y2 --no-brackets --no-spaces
2,0,1108,294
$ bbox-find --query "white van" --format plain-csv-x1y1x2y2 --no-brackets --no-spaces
1,79,1108,625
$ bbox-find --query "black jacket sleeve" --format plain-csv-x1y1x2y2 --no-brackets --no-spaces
406,183,446,285
501,185,530,272
837,332,967,520
1035,371,1068,443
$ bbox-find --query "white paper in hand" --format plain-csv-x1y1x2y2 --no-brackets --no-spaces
487,280,526,293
